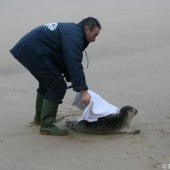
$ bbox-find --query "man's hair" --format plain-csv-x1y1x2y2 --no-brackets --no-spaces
79,17,101,31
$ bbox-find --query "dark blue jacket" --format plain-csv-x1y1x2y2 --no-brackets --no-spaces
10,22,89,91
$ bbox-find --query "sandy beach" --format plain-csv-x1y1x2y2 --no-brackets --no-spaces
0,0,170,170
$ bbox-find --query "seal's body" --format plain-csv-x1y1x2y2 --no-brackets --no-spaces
67,106,140,134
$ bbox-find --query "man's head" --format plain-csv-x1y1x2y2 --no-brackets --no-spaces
79,17,101,42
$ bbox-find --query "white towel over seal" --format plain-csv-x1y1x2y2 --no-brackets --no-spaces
72,90,120,122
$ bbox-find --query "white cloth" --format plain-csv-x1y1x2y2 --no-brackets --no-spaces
72,90,120,122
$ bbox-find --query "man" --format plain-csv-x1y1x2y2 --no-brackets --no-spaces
10,17,101,136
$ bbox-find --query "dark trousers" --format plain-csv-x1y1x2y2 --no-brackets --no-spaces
14,54,67,103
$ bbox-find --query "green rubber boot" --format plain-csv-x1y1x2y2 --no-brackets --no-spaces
34,93,44,123
30,93,43,126
40,99,68,136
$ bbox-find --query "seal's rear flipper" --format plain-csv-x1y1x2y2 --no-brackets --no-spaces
66,120,73,129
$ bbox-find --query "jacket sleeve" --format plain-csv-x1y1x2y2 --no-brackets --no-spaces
62,33,88,92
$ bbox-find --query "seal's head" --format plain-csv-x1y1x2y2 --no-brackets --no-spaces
119,105,138,125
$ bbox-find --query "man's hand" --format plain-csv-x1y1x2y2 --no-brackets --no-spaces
80,90,91,105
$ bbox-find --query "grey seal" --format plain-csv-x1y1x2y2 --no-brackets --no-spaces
67,105,140,134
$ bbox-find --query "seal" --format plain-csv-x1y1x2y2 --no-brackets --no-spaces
67,105,140,134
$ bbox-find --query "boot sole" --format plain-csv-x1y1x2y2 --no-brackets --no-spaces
29,121,41,127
